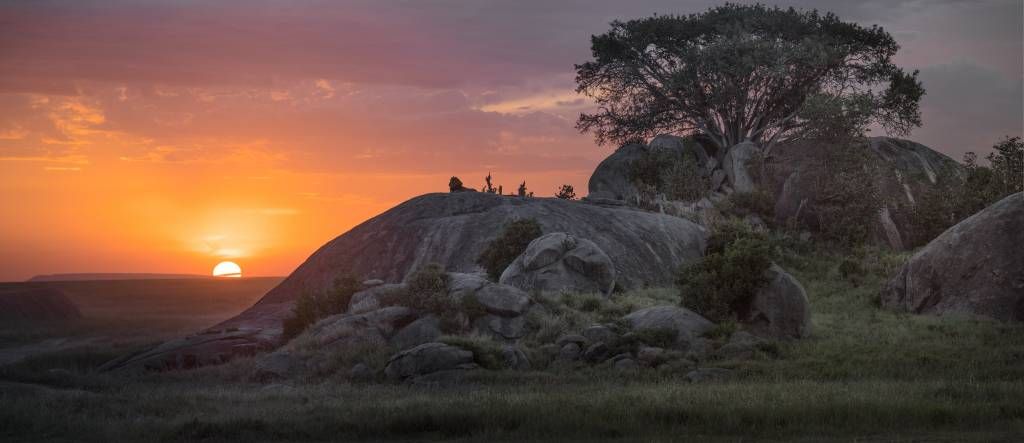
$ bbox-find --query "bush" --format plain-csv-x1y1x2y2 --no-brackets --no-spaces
629,147,708,203
405,263,466,332
811,147,884,246
476,218,543,280
282,274,361,340
449,176,464,192
721,190,775,220
838,258,867,286
910,138,1021,246
555,184,576,200
438,335,505,370
282,291,320,340
677,220,775,322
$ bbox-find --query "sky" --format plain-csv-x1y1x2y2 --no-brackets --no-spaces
0,0,1021,281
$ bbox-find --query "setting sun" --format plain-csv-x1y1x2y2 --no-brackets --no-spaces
212,261,242,278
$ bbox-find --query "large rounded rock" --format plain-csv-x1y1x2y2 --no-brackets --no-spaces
768,137,963,250
261,192,704,305
588,143,647,202
499,232,616,296
623,305,715,350
881,193,1024,321
740,264,811,339
384,342,476,381
588,135,714,203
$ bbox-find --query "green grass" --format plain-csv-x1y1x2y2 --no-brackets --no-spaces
1,249,1023,441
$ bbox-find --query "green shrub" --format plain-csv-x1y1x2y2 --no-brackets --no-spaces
282,291,320,341
406,263,450,312
476,218,543,280
439,335,505,370
405,263,468,332
281,274,361,341
677,220,776,322
722,190,775,220
812,148,884,246
910,139,1021,246
319,275,361,318
838,258,867,286
703,320,739,341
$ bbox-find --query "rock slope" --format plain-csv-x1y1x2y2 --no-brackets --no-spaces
0,287,81,324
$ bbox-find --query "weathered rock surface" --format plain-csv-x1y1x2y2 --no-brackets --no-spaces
623,306,715,350
389,315,442,350
588,135,717,203
713,331,767,360
384,342,476,381
722,141,758,193
500,232,616,296
348,283,405,314
881,193,1024,321
740,264,811,339
101,327,275,372
768,137,963,249
0,287,81,324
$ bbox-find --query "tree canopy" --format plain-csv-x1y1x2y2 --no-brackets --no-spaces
575,4,925,152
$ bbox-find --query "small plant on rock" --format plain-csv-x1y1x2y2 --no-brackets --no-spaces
476,218,543,280
281,274,362,340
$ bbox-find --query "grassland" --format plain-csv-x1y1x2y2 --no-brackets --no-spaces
1,253,1023,441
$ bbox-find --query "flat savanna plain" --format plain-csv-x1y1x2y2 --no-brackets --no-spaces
1,254,1023,442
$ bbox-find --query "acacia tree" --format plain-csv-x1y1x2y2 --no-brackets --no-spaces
575,4,925,155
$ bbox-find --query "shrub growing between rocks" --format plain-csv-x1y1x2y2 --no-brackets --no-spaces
404,264,466,332
476,218,543,280
282,274,361,340
629,148,707,203
720,190,775,221
677,220,776,323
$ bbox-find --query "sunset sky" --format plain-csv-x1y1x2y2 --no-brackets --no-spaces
1,0,1021,281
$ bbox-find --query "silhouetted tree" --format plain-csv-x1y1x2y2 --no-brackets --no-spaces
575,4,924,155
555,184,576,200
517,181,528,197
482,172,496,193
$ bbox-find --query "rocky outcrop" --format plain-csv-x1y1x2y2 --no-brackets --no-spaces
0,287,81,324
740,264,811,339
170,192,704,354
588,142,647,202
768,137,963,249
623,305,715,350
499,232,616,296
589,135,962,250
260,192,704,306
881,193,1024,321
